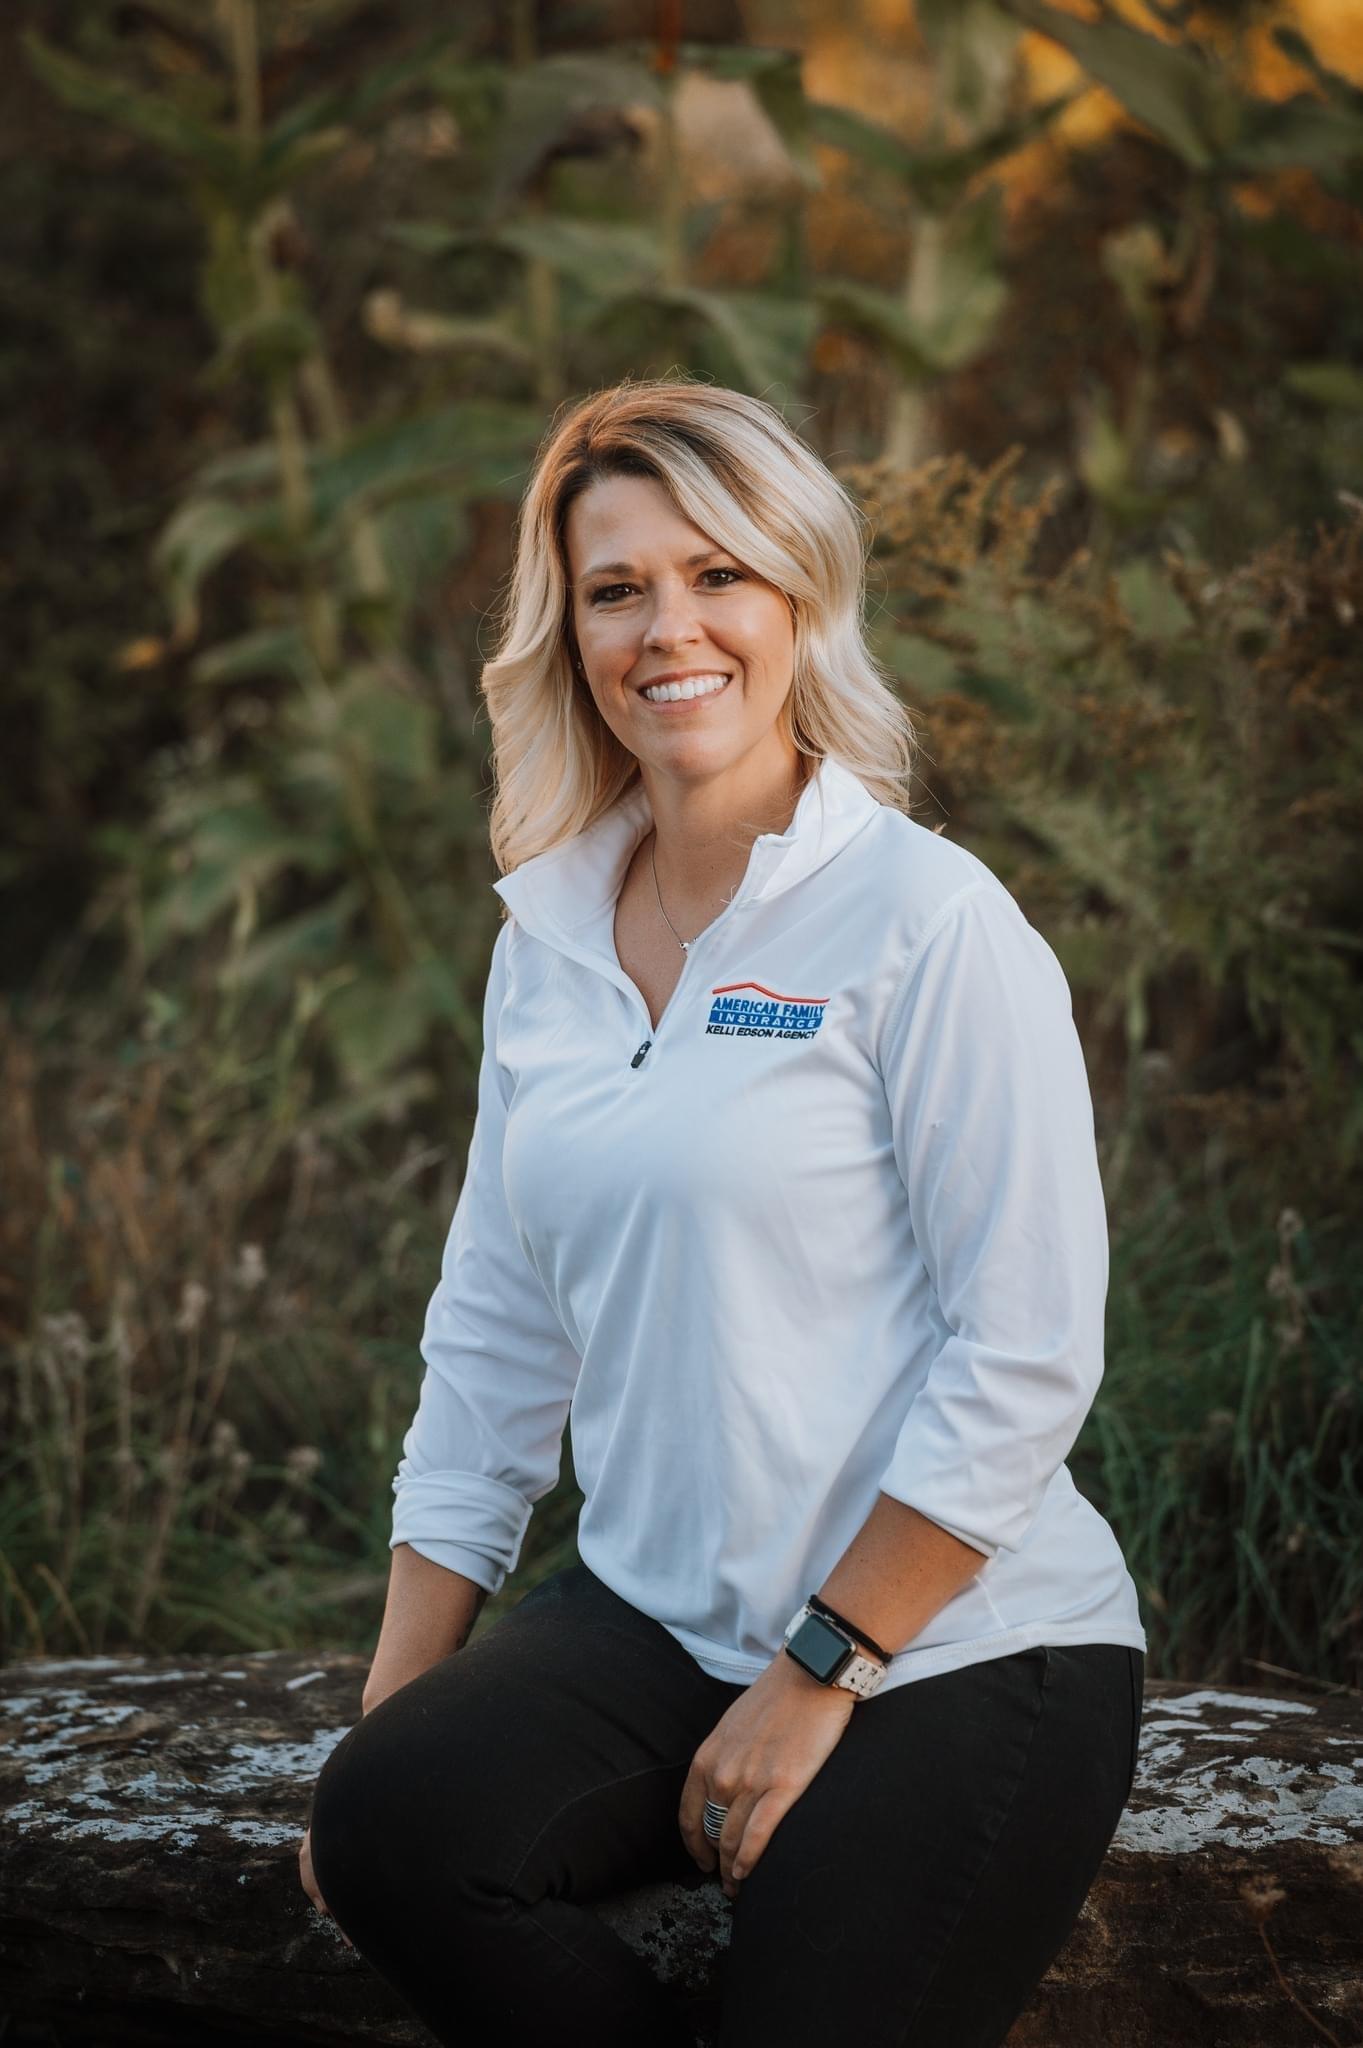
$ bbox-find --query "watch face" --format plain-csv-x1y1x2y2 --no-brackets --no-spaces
787,1613,853,1683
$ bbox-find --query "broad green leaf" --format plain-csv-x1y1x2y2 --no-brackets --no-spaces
154,497,254,645
153,858,242,941
22,32,240,181
998,1,1229,170
809,91,1078,211
304,401,542,529
325,966,435,1083
206,305,323,384
189,444,283,495
387,216,660,298
589,284,814,397
808,101,923,182
500,217,660,295
813,279,938,379
1271,26,1363,115
147,816,340,951
191,626,309,687
333,672,438,784
692,288,818,395
820,263,1005,380
1115,560,1195,641
1282,363,1363,410
1231,93,1363,187
194,801,334,878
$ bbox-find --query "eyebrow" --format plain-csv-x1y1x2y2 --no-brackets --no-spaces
578,549,728,584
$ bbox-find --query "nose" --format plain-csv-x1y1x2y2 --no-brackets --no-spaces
643,575,704,651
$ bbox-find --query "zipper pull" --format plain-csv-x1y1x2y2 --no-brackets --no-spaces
630,1039,652,1069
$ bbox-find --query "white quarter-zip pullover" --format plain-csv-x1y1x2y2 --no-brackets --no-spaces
392,754,1147,1694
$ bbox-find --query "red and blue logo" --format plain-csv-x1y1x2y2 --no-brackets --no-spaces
706,981,830,1041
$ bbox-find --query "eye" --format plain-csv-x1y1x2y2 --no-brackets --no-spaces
588,567,746,606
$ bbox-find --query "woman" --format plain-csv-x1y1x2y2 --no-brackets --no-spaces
301,377,1146,2048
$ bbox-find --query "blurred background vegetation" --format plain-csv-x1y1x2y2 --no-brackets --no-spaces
3,0,1360,1694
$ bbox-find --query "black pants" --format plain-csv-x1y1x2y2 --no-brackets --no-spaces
308,1560,1142,2048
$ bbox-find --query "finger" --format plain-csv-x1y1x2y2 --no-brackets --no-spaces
729,1787,787,1889
717,1795,757,1897
686,1793,725,1875
677,1761,715,1869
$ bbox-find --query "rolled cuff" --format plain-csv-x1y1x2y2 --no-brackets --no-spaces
390,1469,533,1597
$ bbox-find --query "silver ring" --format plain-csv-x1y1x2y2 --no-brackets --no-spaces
702,1800,729,1842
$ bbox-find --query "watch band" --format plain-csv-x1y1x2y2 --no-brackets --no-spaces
782,1602,888,1699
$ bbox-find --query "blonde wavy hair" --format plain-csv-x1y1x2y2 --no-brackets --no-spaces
481,375,918,880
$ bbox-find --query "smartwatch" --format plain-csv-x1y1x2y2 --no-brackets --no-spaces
782,1602,888,1699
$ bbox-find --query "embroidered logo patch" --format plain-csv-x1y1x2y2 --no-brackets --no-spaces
706,981,830,1041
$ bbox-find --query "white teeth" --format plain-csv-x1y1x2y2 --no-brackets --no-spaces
642,674,730,704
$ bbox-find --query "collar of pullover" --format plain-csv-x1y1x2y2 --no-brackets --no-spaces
491,753,881,955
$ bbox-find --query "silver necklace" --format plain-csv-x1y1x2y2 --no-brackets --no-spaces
645,764,808,957
648,832,697,953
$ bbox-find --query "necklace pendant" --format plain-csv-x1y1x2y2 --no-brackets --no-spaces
681,939,691,952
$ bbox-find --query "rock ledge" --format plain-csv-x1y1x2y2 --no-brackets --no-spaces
2,1652,1360,2046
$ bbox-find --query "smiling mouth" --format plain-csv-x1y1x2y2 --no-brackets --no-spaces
639,674,733,706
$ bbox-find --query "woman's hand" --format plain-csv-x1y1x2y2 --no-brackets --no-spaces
678,1652,855,1898
296,1662,399,1933
299,1823,354,1949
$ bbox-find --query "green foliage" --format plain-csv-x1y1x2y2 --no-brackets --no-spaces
1001,0,1363,191
0,1016,587,1657
809,88,1079,212
813,190,1008,375
1090,1198,1363,1689
6,0,1362,1687
850,448,1363,1203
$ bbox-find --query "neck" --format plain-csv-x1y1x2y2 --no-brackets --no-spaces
642,749,813,924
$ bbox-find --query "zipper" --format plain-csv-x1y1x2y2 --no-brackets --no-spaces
509,835,779,1073
624,842,774,1073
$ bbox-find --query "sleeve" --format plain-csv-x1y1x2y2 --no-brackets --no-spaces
873,882,1110,1560
390,917,582,1595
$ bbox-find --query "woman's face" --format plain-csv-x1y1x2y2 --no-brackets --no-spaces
563,473,798,787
